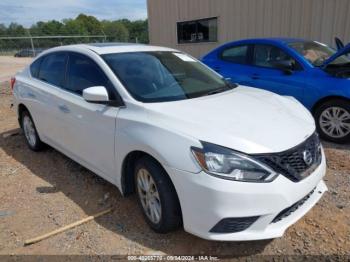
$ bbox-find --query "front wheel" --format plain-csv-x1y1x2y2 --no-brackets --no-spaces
134,156,182,233
315,99,350,143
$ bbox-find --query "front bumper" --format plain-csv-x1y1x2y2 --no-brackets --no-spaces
165,151,327,241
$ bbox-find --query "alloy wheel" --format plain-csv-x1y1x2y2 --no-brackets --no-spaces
136,168,162,224
23,115,37,147
319,106,350,138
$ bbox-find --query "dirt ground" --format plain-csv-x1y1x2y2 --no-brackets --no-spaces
0,57,349,258
0,56,32,83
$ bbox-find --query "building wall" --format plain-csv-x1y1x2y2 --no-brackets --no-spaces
147,0,350,57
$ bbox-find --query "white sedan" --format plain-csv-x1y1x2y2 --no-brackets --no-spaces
12,43,327,241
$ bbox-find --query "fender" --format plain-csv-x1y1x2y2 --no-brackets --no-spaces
114,113,202,190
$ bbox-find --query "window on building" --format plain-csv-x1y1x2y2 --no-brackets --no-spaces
177,17,217,44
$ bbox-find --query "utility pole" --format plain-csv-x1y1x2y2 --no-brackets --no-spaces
27,29,35,56
101,29,107,43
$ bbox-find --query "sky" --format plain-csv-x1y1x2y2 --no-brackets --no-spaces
0,0,148,27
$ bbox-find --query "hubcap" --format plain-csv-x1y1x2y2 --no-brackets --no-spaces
136,168,162,224
320,107,350,138
23,115,37,147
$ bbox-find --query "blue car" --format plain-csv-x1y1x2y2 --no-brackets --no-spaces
202,38,350,143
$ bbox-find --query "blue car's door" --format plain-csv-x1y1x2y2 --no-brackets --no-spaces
246,44,307,102
204,44,255,85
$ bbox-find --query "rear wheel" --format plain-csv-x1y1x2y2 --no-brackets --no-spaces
134,156,182,233
315,99,350,143
21,110,44,151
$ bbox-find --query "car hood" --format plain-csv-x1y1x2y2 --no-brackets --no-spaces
322,43,350,68
144,86,315,154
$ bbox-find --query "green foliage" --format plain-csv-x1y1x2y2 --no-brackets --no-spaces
0,14,148,52
30,20,64,36
7,23,26,36
0,24,7,36
75,14,102,35
101,20,129,42
123,19,149,43
61,19,88,35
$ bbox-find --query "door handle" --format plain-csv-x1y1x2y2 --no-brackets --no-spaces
251,74,260,80
58,104,70,113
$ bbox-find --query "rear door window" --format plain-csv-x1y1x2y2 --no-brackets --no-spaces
220,45,249,64
30,57,43,78
38,52,67,87
66,53,114,98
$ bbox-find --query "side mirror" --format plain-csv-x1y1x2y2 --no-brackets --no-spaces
83,86,109,103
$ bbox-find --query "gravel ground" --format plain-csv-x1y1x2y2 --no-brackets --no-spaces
0,57,349,258
0,56,32,82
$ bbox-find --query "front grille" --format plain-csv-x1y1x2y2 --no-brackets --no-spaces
255,133,322,182
209,216,259,233
271,188,315,223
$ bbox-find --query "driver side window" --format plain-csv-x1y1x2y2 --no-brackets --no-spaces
66,53,114,98
253,45,300,70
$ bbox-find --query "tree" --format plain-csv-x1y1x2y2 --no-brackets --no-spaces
7,23,26,36
30,20,64,36
75,14,102,35
62,19,88,35
101,20,129,42
30,22,44,36
120,19,148,43
0,24,6,36
0,14,149,51
43,20,64,35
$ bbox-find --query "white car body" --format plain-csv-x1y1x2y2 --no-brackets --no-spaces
12,43,327,241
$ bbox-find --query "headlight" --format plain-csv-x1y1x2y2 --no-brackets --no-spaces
191,142,278,182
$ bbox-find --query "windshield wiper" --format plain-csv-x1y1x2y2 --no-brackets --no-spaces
205,82,237,96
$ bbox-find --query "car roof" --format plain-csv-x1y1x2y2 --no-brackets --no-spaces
50,42,178,55
202,37,316,60
234,37,311,45
260,37,309,43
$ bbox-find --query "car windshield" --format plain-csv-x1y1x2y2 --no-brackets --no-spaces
102,51,233,102
288,41,350,67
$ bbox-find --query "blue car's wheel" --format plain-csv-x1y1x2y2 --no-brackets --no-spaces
315,99,350,143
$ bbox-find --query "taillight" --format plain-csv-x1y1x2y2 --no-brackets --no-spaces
10,77,16,93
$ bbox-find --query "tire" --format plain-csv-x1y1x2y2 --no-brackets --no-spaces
134,156,182,233
21,110,45,151
314,99,350,143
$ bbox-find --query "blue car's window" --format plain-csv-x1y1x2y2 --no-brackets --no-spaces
288,41,350,67
103,51,233,103
221,45,248,64
253,45,299,69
